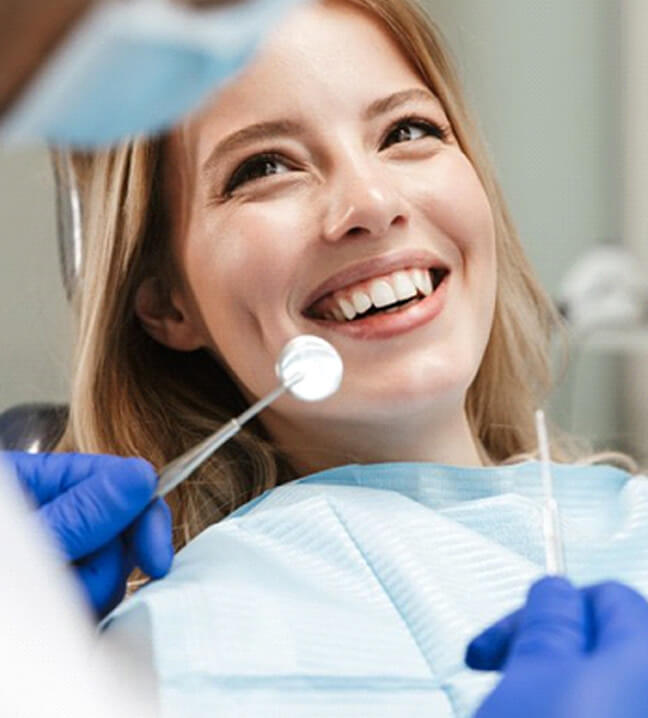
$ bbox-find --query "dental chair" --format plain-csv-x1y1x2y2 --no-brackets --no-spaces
0,154,79,453
0,403,69,452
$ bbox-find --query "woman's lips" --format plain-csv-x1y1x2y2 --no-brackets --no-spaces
306,271,450,340
301,250,449,312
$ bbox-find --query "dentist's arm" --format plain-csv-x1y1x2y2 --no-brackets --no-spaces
0,0,229,116
0,0,90,117
467,577,648,718
2,451,173,618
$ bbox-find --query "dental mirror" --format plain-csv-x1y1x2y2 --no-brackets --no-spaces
276,334,344,401
156,335,343,498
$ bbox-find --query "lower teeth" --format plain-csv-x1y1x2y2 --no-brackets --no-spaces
320,295,426,322
356,296,421,319
383,297,421,314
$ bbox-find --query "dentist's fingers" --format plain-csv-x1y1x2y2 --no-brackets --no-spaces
37,459,157,560
124,498,174,579
509,577,587,663
465,608,522,670
586,582,648,651
74,538,134,618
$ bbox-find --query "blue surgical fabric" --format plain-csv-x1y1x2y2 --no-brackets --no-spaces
103,461,648,717
0,0,306,147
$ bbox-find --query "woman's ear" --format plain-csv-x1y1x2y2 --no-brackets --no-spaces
134,276,204,351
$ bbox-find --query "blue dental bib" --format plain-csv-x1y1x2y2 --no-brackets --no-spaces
104,461,648,717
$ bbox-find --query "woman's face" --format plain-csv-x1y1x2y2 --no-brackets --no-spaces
155,0,497,462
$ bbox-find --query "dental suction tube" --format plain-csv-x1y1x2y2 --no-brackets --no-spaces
535,409,566,575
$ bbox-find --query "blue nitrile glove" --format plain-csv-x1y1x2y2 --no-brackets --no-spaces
2,451,173,618
466,577,648,718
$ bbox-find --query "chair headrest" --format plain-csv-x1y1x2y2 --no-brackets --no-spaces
0,403,68,453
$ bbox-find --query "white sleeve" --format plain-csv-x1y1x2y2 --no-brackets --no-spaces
0,457,156,718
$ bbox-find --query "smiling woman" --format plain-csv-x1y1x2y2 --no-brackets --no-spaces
58,0,558,512
144,0,501,475
52,0,645,714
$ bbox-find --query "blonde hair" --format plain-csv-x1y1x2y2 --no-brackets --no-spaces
56,0,623,550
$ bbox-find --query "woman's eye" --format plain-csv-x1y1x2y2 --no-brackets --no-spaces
381,119,447,150
225,153,291,194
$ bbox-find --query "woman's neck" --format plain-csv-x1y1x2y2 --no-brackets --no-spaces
264,405,485,477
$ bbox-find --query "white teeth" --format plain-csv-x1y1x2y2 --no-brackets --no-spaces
339,298,356,320
351,290,372,314
392,271,418,301
411,268,432,296
316,265,443,322
369,279,397,308
421,271,433,295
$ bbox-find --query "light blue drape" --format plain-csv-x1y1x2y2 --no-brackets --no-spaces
105,461,648,717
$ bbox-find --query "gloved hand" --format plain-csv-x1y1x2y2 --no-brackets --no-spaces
2,451,173,618
466,577,648,718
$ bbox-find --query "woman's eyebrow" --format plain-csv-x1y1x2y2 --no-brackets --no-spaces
364,88,439,120
202,119,304,176
201,89,437,177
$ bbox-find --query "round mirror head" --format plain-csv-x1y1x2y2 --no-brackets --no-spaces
275,335,343,402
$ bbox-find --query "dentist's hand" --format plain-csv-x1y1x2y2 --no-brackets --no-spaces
3,451,173,618
466,577,648,718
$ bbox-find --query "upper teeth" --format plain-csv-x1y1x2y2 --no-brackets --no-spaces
312,267,436,322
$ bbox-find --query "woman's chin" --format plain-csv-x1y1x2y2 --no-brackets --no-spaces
327,383,471,425
344,359,473,404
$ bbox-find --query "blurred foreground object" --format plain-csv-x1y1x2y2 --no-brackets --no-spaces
4,451,173,618
0,0,304,147
0,455,154,717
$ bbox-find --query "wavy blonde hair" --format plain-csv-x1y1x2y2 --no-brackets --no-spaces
55,0,614,550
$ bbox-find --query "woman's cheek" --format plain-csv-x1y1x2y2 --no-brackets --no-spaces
213,204,310,306
412,152,495,256
232,197,310,258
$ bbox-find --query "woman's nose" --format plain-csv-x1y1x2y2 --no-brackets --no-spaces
322,163,406,242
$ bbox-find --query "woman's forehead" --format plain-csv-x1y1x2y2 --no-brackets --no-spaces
186,1,436,153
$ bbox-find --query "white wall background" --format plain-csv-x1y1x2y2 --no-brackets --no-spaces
622,0,648,461
429,0,624,448
431,0,622,285
0,148,71,412
0,0,631,452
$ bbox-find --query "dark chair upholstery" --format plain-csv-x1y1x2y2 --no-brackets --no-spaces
0,403,68,452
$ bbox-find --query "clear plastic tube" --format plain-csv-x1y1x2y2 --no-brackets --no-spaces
535,409,566,575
